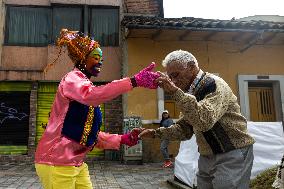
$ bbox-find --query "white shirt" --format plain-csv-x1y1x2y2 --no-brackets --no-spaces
188,69,204,95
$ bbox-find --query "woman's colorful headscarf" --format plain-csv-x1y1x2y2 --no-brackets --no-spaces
44,28,100,73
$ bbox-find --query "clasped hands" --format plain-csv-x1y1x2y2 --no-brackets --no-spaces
122,62,178,147
120,128,159,147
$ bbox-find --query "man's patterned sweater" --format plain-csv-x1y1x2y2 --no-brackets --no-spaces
155,72,255,155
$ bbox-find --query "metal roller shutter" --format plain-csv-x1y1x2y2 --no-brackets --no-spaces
0,81,31,154
36,82,58,144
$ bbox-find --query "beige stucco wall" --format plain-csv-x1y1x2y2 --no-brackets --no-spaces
0,46,122,81
126,38,284,120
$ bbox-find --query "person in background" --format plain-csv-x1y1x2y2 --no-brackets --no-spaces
35,29,160,189
160,110,174,168
139,50,255,189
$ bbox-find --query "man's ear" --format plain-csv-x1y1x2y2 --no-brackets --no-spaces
188,65,199,74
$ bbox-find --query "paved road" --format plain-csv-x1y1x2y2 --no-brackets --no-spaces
0,161,175,189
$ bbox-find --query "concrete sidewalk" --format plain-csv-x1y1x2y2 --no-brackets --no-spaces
0,161,175,189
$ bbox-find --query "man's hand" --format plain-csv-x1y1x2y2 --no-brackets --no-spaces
120,128,146,147
130,128,144,136
155,72,179,94
138,129,156,139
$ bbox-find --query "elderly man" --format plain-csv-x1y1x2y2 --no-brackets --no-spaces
139,50,255,189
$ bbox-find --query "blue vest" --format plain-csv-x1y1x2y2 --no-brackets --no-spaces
62,101,102,147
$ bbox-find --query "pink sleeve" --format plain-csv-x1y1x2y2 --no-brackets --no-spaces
61,70,133,106
95,132,122,150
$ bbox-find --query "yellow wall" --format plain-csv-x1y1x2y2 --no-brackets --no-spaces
126,38,284,120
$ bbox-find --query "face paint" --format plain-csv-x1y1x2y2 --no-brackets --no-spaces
89,48,103,57
91,54,103,65
88,47,103,77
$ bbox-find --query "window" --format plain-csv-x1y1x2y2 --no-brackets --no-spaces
90,8,119,46
238,75,283,122
52,7,83,43
5,5,119,47
5,6,51,46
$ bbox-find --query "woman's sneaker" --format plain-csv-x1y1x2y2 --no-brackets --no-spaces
162,160,173,168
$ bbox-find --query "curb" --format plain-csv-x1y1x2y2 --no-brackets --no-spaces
167,179,193,189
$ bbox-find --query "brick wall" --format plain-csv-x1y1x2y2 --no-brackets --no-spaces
104,96,124,160
27,83,38,157
124,0,163,17
105,96,124,134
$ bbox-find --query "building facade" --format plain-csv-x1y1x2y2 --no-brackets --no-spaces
2,0,283,163
121,16,284,161
0,0,162,162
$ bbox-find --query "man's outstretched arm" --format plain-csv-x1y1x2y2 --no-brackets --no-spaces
139,118,193,141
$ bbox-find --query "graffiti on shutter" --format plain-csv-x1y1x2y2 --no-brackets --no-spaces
0,81,31,154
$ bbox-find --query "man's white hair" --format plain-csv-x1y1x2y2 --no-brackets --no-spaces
162,50,198,68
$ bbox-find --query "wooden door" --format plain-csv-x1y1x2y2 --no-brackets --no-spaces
164,100,181,119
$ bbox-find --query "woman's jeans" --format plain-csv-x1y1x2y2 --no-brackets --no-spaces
160,139,170,160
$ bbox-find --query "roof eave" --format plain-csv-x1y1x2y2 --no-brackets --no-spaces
124,24,284,33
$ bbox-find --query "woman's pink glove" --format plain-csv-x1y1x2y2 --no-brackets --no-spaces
120,129,140,147
133,63,160,89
